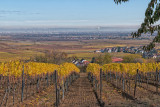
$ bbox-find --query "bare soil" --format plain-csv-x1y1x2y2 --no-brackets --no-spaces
103,78,160,107
60,73,99,107
17,85,56,107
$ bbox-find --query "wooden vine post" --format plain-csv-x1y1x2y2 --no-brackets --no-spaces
134,69,138,98
100,68,102,102
62,76,65,100
47,72,49,87
156,68,158,93
21,65,25,102
55,70,58,107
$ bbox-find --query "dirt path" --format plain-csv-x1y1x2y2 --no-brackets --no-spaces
59,73,99,107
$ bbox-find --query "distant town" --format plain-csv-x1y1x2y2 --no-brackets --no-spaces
0,31,155,41
94,46,160,59
73,45,160,67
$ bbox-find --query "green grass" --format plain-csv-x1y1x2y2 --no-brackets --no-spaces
68,52,105,61
0,51,43,62
110,52,132,58
68,52,133,61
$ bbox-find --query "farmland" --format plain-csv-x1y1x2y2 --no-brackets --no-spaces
0,34,153,62
0,33,160,106
0,61,160,106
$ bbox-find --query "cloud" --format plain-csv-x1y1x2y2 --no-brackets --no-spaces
0,10,21,14
24,20,89,23
0,15,5,17
0,20,91,28
0,20,89,26
0,10,40,15
0,20,141,28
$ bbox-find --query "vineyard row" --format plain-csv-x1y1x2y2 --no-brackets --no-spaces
87,63,160,105
0,61,80,106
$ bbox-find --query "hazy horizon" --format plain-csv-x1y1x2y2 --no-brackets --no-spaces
0,0,150,27
0,25,139,33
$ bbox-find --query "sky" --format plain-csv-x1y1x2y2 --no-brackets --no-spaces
0,0,151,28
